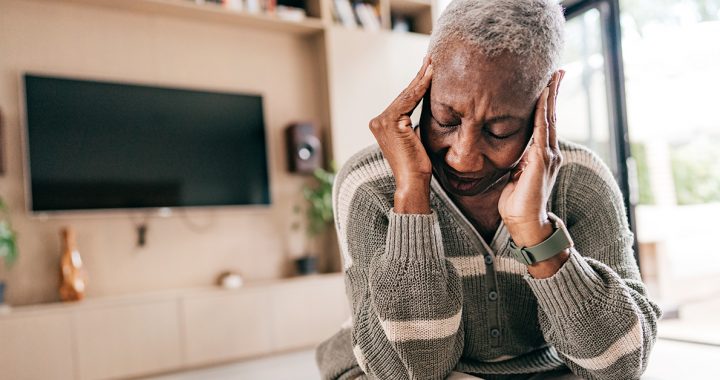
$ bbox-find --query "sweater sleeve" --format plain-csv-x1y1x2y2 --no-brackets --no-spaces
523,156,662,380
334,175,464,380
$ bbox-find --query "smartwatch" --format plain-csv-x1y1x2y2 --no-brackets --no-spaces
509,212,573,265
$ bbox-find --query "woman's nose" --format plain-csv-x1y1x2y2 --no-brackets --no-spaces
444,130,485,174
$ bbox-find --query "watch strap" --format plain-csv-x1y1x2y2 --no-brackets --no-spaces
509,212,573,265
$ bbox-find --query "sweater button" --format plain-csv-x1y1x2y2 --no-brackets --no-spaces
484,255,493,265
490,328,501,338
488,291,498,301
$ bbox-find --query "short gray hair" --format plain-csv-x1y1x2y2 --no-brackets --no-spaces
428,0,565,96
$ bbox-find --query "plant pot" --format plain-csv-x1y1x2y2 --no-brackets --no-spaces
295,256,318,276
0,281,5,305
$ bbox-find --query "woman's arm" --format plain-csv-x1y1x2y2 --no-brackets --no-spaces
524,152,661,380
498,71,660,379
324,56,465,380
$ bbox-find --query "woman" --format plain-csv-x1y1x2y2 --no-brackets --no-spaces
316,0,661,379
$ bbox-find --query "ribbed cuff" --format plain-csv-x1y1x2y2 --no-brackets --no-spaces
523,248,606,316
385,208,445,263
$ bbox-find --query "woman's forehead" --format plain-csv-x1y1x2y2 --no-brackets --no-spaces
431,45,534,110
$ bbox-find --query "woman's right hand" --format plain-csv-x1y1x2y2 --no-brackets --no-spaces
369,56,434,214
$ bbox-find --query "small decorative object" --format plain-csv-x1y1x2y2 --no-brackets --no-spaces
222,0,243,11
295,256,317,275
59,227,86,302
276,5,307,22
293,165,335,275
0,196,18,307
216,271,243,289
246,0,262,13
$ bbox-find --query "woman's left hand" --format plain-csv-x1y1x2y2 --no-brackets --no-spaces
498,70,565,251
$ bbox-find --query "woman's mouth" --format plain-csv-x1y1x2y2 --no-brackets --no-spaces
445,172,485,194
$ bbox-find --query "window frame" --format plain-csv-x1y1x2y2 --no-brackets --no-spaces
562,0,639,265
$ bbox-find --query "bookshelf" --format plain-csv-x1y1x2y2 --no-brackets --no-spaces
47,0,436,35
388,0,434,34
47,0,327,35
329,0,435,35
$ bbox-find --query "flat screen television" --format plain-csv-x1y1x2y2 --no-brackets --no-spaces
23,74,271,213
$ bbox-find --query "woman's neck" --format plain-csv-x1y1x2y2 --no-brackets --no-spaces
451,188,504,244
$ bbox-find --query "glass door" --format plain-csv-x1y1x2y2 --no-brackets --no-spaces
562,0,720,350
559,0,637,257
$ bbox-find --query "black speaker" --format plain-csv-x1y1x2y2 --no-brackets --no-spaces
285,122,323,174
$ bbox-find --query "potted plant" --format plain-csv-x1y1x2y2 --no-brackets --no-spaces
293,166,335,275
0,196,18,306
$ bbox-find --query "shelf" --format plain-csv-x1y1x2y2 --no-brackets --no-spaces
0,273,343,317
389,0,433,34
389,0,431,15
43,0,326,36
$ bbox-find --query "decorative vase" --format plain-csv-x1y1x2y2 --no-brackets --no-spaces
59,227,86,302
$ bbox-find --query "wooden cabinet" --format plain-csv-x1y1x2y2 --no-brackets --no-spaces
0,274,349,380
182,289,274,366
270,274,349,350
0,312,75,380
74,301,183,380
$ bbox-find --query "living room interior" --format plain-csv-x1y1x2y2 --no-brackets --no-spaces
0,0,718,379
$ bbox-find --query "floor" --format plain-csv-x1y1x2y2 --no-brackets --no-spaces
142,338,719,380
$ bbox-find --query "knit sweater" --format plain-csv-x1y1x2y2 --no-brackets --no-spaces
316,140,662,380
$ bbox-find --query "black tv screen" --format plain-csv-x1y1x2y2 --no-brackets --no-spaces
23,74,270,212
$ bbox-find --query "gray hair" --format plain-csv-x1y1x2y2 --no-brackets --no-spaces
428,0,565,96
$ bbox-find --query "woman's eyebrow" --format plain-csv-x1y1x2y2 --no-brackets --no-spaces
434,101,463,118
433,102,523,125
485,115,524,125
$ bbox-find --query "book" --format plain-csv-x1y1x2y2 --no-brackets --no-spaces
355,3,381,31
334,0,358,28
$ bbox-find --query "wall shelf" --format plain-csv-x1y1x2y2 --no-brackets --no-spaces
46,0,327,35
389,0,431,15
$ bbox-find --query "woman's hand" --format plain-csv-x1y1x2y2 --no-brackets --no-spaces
498,71,566,272
369,56,434,214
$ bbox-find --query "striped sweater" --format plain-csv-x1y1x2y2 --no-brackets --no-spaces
316,140,662,380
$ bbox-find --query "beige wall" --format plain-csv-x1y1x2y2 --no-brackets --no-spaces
324,26,429,166
0,0,330,305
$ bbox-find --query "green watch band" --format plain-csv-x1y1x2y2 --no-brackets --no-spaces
509,212,573,266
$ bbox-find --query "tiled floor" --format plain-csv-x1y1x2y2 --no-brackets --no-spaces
142,338,720,380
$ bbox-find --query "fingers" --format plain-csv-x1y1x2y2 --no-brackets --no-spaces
547,70,564,150
511,154,529,182
390,56,433,119
533,87,550,148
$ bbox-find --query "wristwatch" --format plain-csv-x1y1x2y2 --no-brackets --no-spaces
509,212,573,265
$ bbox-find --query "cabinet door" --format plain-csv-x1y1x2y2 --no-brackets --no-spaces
270,274,350,351
182,289,273,366
0,313,75,380
74,301,182,380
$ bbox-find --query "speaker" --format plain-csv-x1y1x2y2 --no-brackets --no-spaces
285,122,323,174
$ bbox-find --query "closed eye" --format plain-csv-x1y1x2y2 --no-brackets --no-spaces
484,129,515,140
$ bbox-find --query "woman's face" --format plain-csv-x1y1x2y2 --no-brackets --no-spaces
419,43,539,198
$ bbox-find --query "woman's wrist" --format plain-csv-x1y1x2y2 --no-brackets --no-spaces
527,249,570,279
507,219,554,247
394,177,431,214
507,217,571,279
